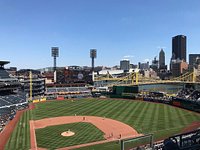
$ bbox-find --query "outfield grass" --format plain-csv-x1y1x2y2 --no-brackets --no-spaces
5,98,200,150
36,122,105,149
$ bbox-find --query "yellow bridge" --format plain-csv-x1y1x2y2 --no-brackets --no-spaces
94,71,200,87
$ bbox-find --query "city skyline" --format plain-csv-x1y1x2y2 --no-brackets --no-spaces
1,0,200,69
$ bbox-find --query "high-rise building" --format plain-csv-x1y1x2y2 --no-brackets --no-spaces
120,59,130,72
189,54,200,70
172,35,187,62
150,56,159,72
159,49,165,68
171,61,188,77
138,62,149,70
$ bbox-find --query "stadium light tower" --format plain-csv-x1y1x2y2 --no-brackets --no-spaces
51,47,59,83
51,47,59,72
90,49,97,70
90,49,97,82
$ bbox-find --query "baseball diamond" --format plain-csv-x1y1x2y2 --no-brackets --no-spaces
4,98,200,150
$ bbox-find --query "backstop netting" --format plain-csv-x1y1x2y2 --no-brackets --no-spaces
121,134,153,150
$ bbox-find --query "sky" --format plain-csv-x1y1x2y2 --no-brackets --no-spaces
1,0,200,69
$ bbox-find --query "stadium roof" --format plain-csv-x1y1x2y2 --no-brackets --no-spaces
0,61,10,67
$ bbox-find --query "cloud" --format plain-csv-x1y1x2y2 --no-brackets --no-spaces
144,58,151,62
123,55,134,58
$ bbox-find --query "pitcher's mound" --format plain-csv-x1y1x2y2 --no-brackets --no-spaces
61,131,75,137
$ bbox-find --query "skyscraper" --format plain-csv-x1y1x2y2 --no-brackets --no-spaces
159,49,165,68
120,59,130,72
172,35,187,62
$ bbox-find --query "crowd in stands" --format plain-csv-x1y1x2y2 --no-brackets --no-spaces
0,107,16,132
137,86,200,113
176,88,200,103
0,104,28,133
153,142,164,150
0,91,28,133
0,61,29,133
46,87,92,99
141,92,172,104
155,129,200,150
0,94,27,108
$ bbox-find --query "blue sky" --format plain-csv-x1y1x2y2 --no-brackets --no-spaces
1,0,200,69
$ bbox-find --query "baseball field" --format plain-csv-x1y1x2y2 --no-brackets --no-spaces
4,98,200,150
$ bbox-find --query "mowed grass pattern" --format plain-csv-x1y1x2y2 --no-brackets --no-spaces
36,122,105,149
5,110,31,150
5,98,200,150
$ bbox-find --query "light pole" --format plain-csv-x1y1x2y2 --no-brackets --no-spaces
90,49,97,83
51,47,59,83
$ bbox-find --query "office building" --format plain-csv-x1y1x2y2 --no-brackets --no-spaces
172,35,187,61
189,54,200,70
150,57,159,72
120,59,130,72
171,60,188,77
159,49,165,67
138,62,149,70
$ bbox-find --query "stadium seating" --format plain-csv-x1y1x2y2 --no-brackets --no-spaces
0,103,28,133
130,129,200,150
0,107,16,133
0,97,10,107
0,94,27,107
176,88,200,101
163,129,200,150
0,62,29,133
0,68,10,79
141,87,200,113
46,87,91,99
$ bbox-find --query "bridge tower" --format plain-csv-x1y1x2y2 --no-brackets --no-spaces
193,69,196,82
135,72,139,85
130,72,139,85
